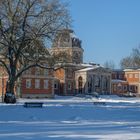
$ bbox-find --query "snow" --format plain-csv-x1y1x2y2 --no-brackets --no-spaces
0,95,140,140
112,79,128,83
76,65,100,72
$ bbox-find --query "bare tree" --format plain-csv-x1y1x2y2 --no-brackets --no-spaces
103,60,115,69
120,46,140,69
0,0,71,96
52,51,71,63
120,56,134,69
132,46,140,66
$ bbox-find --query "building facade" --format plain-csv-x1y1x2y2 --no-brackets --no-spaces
112,68,140,95
20,67,54,98
0,65,54,98
0,28,112,98
111,70,128,95
75,66,111,94
52,29,112,95
54,63,80,95
124,68,140,93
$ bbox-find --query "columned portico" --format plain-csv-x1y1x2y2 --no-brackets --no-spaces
75,66,112,95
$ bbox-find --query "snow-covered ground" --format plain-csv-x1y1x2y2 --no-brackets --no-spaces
0,95,140,140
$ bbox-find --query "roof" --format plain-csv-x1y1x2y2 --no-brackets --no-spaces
124,68,140,71
76,65,100,72
112,79,128,83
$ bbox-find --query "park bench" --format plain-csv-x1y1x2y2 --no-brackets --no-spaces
93,101,106,105
24,102,43,108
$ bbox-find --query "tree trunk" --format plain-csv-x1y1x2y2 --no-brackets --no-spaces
5,78,16,104
6,79,15,94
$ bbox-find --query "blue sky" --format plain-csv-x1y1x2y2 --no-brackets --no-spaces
69,0,140,68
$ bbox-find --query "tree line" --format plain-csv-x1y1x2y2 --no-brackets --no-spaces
120,46,140,69
104,47,140,69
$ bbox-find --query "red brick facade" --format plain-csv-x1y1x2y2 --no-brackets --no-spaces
112,69,139,95
54,65,78,95
21,67,54,98
0,65,54,98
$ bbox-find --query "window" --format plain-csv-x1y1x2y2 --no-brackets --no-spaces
135,74,138,78
44,69,48,76
54,82,58,89
129,85,133,91
44,80,48,89
26,79,31,88
40,69,44,75
68,82,72,90
123,85,127,91
113,85,117,91
117,86,122,91
114,74,117,79
117,83,122,91
35,79,40,89
118,74,122,79
35,67,40,76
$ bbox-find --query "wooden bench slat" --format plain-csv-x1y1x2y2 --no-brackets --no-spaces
24,102,43,108
93,102,106,105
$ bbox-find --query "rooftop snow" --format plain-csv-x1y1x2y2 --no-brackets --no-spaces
76,65,100,72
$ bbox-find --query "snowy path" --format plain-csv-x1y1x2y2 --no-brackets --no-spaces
0,95,140,140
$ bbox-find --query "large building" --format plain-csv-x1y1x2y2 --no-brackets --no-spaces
54,63,82,95
0,28,112,98
52,29,112,96
20,66,54,98
124,68,140,93
75,65,111,94
112,68,140,96
0,65,55,99
50,29,85,95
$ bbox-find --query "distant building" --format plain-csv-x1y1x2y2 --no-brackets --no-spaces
124,68,140,93
111,69,128,95
112,68,140,95
112,79,128,95
52,29,112,96
20,66,54,98
54,63,82,95
75,66,111,94
0,28,112,98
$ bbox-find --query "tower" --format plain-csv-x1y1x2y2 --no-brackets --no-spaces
50,29,84,64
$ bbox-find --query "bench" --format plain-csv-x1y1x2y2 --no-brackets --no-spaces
93,101,106,105
24,102,43,108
